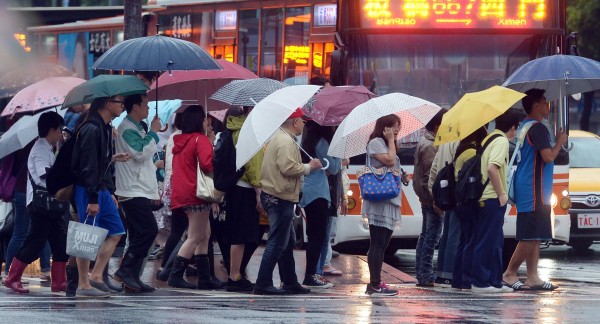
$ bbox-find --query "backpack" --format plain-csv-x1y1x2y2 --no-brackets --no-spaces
0,155,26,203
455,134,502,205
46,118,103,202
212,129,245,193
432,161,456,211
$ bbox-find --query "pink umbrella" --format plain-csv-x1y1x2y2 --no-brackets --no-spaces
147,59,258,111
302,85,376,126
2,76,85,117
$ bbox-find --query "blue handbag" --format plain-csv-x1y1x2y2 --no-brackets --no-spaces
357,148,401,202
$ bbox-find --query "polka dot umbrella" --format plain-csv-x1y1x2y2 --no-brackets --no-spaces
328,93,442,159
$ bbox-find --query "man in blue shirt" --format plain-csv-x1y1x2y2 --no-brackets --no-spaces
502,89,567,291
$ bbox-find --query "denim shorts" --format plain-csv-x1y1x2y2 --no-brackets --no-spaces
74,185,126,236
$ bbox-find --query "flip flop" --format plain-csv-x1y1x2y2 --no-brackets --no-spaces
502,280,532,291
530,281,558,291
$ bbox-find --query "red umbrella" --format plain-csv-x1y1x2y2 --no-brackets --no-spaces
147,59,258,111
302,85,376,126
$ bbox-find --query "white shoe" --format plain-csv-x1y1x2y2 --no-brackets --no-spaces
496,285,514,293
472,286,499,294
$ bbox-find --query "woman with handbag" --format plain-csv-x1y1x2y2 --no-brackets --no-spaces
362,114,408,297
4,112,69,294
168,105,221,290
299,121,341,289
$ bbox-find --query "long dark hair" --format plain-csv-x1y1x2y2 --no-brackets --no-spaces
301,120,333,163
368,114,401,145
180,105,206,134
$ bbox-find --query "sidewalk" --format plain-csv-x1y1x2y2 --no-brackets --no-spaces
138,246,416,295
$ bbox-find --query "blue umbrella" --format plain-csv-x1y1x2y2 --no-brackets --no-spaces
503,55,600,101
92,35,221,72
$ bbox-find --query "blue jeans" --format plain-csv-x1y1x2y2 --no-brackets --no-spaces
5,191,50,275
316,216,336,275
255,193,299,289
452,203,478,289
436,210,461,280
415,205,443,284
472,199,506,288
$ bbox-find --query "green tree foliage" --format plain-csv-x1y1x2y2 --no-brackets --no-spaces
567,0,600,61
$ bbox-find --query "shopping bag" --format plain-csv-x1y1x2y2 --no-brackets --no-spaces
66,217,108,260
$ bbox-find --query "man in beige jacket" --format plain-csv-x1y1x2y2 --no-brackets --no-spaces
253,108,322,295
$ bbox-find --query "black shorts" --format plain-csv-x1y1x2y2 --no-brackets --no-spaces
516,205,552,241
225,185,260,245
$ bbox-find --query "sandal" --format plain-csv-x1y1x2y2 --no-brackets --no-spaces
323,267,343,276
502,280,531,291
530,281,558,291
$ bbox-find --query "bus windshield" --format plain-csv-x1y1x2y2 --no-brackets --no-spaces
346,33,556,107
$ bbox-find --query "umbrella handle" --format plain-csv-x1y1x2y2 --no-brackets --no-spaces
321,158,330,170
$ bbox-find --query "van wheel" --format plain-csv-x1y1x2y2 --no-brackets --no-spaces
570,240,593,251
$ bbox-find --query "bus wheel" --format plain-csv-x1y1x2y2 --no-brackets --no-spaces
502,239,518,272
569,239,593,251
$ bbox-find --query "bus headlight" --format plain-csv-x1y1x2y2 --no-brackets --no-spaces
347,190,353,197
560,198,571,210
551,194,558,208
346,198,356,210
562,189,569,197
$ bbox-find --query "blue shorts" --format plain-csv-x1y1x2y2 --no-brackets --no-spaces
74,185,126,237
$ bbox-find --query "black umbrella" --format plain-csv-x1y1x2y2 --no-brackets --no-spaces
92,34,221,116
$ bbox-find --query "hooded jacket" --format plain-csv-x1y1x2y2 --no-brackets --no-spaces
227,115,263,187
413,130,438,206
170,132,213,210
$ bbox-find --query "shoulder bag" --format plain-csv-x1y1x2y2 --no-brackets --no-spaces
357,146,401,202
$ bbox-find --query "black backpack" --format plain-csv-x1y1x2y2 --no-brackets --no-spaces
432,161,456,211
46,119,102,200
455,134,502,205
213,129,245,193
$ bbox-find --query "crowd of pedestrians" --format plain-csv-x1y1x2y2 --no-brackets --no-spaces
0,84,562,299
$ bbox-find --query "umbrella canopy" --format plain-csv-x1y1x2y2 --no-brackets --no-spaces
433,86,525,146
210,78,289,107
62,75,149,108
503,55,600,102
92,34,221,72
2,77,85,117
0,63,72,99
328,93,442,159
146,59,258,111
303,85,376,126
0,108,67,159
235,85,321,169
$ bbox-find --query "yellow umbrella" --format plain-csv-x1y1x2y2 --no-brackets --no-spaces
434,85,525,146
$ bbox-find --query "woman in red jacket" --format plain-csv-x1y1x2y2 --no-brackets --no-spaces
168,105,219,289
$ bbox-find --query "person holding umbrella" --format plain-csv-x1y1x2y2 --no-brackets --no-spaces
502,89,567,291
253,108,323,295
72,96,131,298
4,111,67,294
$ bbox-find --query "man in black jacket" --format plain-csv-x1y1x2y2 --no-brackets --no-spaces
72,96,130,298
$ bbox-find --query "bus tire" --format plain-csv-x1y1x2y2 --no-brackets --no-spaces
569,239,593,251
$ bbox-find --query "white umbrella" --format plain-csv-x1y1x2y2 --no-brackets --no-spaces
328,93,442,159
0,108,67,159
235,85,321,169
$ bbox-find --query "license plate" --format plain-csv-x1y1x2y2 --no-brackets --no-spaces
577,214,600,229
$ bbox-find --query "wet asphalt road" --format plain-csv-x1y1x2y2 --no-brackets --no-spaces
0,245,598,323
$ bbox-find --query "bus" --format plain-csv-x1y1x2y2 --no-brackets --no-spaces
329,0,571,254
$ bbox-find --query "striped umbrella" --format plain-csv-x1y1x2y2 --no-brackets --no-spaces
210,78,288,107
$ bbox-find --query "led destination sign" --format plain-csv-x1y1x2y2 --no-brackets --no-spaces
361,0,548,29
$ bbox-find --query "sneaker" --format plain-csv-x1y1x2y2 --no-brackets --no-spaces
416,280,435,287
365,282,399,296
472,286,501,294
435,277,452,288
303,274,334,289
496,285,514,293
226,278,255,292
